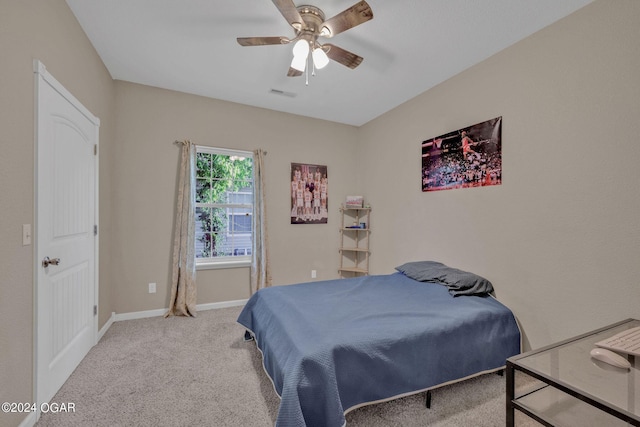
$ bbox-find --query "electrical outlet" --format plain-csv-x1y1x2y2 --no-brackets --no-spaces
311,270,317,279
148,282,156,294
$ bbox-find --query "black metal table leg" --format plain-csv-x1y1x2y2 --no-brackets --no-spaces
506,362,515,427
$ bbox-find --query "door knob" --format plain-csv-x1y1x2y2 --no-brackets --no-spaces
42,256,61,268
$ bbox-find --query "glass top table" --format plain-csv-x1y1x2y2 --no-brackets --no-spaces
506,318,639,427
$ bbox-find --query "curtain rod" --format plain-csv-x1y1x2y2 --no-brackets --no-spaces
174,140,266,155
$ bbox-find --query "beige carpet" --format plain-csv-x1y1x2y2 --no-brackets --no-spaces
36,306,537,426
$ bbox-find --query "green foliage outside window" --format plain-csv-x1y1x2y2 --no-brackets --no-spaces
196,152,253,258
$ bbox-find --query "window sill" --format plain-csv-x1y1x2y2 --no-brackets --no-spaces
196,259,251,271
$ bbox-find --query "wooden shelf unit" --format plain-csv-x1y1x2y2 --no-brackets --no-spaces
338,205,370,278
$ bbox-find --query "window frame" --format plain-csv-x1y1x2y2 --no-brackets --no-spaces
195,145,254,270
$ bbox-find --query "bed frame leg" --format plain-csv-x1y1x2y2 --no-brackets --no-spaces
425,390,432,409
244,330,254,341
496,369,504,377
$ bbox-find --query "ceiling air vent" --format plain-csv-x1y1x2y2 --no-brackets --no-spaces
269,88,297,98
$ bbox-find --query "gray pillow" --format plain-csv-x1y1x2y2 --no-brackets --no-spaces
395,261,494,296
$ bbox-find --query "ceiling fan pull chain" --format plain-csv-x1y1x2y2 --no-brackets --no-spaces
305,56,310,86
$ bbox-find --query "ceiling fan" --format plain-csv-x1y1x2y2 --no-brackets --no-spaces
237,0,373,78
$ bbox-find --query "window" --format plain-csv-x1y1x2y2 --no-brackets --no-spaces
195,146,253,268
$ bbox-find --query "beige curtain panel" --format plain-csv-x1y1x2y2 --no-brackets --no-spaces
251,148,272,294
166,140,197,317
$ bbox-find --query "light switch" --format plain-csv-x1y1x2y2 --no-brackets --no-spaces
22,224,31,246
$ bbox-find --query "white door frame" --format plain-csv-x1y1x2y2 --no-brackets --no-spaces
33,59,100,418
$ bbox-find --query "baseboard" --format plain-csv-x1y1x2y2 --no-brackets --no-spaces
113,299,248,322
114,307,167,322
95,300,247,341
97,312,115,342
196,299,248,311
18,411,36,427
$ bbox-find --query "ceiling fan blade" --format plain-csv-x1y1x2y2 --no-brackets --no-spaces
272,0,305,31
237,36,290,46
287,67,303,77
321,0,373,38
324,44,363,69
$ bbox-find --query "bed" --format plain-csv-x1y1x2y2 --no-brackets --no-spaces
237,261,521,427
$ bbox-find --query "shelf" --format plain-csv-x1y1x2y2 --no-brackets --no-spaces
339,247,369,252
514,384,630,427
341,207,371,211
338,267,368,274
339,203,370,278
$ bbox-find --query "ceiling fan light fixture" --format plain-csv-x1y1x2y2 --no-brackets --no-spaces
292,39,310,58
237,0,373,79
312,47,329,69
291,54,307,72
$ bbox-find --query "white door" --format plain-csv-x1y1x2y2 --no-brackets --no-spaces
35,61,99,408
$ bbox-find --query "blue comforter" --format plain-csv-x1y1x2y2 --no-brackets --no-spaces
237,273,520,427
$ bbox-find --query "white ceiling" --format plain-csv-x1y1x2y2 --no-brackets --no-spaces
65,0,594,126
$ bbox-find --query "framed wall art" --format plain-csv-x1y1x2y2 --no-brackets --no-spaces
290,162,328,224
421,116,502,192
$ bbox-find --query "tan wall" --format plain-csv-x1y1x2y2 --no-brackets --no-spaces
112,81,358,313
358,0,640,350
0,0,116,425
